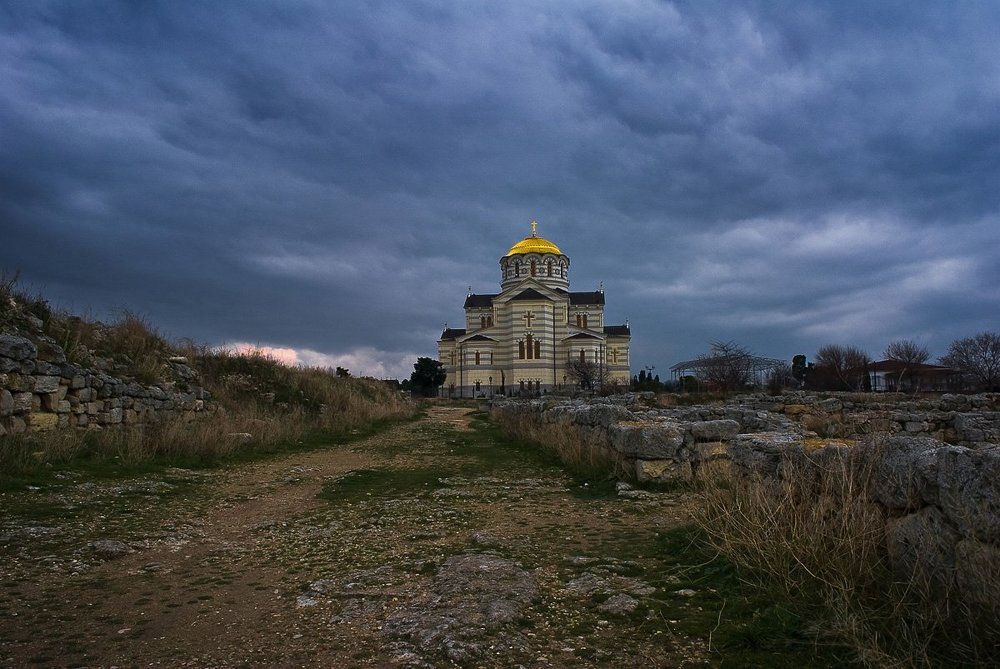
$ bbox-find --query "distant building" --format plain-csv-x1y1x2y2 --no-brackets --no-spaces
438,222,631,397
868,360,961,392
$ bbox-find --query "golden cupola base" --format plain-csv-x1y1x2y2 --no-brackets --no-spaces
499,220,570,292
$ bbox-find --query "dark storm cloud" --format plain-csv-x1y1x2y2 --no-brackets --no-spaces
1,1,998,377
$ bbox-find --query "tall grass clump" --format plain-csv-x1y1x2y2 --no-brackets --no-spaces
489,408,624,480
694,448,1000,667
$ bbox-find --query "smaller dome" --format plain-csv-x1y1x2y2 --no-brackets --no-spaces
505,221,562,256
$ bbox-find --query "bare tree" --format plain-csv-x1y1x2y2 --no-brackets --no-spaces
766,362,794,394
884,339,930,391
696,341,755,392
815,344,872,391
564,359,609,391
940,331,1000,391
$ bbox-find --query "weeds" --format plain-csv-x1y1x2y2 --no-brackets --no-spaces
694,451,1000,667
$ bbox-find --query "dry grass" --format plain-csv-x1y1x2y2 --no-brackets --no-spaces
1,277,414,474
490,409,625,479
694,448,1000,667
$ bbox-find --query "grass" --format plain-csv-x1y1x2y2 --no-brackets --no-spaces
649,524,853,667
1,277,416,479
694,453,1000,667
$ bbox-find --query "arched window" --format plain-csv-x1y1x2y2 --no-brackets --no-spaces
525,334,533,359
518,341,525,359
534,339,541,359
480,315,487,329
475,380,481,392
546,260,553,276
514,261,520,276
475,351,481,365
530,260,537,276
582,314,588,329
487,315,493,327
579,350,586,363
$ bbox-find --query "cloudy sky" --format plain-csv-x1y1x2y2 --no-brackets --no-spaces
2,2,998,379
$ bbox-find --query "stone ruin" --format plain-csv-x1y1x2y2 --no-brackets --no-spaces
0,333,214,436
491,392,1000,607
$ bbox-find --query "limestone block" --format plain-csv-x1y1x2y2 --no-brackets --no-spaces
34,361,61,376
40,393,60,412
574,403,635,427
0,335,37,361
76,387,94,402
819,398,843,412
56,400,71,414
691,441,728,462
75,413,88,427
688,419,740,442
70,375,86,389
33,375,60,394
27,412,59,431
873,436,942,510
885,506,960,578
0,389,12,417
11,392,33,414
123,409,139,424
727,432,802,477
7,415,26,434
105,407,123,424
936,445,1000,543
86,401,100,415
57,414,69,428
609,421,684,458
634,458,692,484
954,538,1000,609
2,373,31,392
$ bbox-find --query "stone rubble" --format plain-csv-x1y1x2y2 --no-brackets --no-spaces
0,332,214,435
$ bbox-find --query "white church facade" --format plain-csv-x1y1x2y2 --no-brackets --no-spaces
438,222,631,397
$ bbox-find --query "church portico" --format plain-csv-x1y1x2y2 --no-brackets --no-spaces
438,222,631,398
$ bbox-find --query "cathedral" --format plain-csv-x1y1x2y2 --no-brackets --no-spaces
438,222,631,397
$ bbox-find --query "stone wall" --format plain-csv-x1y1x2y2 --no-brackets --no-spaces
728,432,1000,608
491,394,1000,606
0,334,213,436
685,391,1000,446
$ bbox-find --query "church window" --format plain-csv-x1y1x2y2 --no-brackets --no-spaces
580,350,586,363
530,260,536,276
546,260,553,276
475,380,481,392
480,315,487,329
450,351,455,365
514,261,520,276
534,339,541,359
487,315,493,327
575,314,582,327
518,341,525,359
519,380,525,391
475,351,481,365
582,314,588,328
525,334,533,359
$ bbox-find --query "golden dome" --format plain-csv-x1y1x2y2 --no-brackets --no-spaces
505,221,562,256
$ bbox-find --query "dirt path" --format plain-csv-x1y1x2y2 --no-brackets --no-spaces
1,407,711,667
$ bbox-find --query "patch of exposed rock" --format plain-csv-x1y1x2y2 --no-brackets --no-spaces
382,554,538,663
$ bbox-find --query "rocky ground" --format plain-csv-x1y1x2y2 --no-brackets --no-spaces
0,407,842,668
